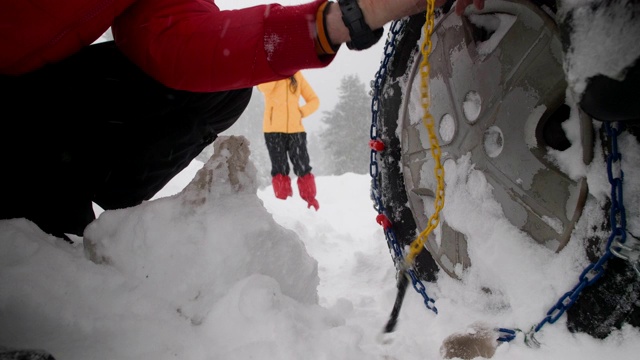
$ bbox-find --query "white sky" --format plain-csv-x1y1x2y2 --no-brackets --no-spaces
2,1,640,359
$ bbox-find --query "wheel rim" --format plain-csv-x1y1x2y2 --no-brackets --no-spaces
396,0,592,279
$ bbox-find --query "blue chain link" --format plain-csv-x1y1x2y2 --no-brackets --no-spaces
498,122,629,345
369,19,437,314
606,123,640,276
496,328,518,342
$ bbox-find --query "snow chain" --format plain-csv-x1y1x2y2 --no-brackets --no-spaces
371,0,442,334
369,17,437,316
499,122,633,346
369,0,640,346
406,0,445,266
369,1,635,345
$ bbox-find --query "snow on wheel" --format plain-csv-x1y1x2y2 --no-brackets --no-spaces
375,0,592,280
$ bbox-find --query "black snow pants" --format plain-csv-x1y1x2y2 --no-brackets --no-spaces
0,41,252,238
264,132,312,177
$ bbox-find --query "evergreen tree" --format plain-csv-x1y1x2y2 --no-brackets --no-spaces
319,74,372,175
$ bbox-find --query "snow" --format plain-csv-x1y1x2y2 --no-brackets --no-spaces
462,91,482,123
2,1,640,359
482,126,504,158
561,0,640,94
468,13,517,58
1,126,639,359
439,114,456,143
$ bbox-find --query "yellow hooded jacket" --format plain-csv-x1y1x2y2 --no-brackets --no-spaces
257,72,319,134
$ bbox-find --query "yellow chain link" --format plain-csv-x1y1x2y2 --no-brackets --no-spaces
405,0,445,265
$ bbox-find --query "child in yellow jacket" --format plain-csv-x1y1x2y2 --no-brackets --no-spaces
257,71,320,210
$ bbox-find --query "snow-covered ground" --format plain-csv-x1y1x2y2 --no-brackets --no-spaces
2,1,640,359
1,124,638,359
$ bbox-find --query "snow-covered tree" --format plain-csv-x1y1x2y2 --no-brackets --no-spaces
319,74,371,175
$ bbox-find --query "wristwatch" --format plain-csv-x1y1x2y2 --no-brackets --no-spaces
337,0,384,50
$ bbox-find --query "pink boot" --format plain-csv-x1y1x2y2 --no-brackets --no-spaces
272,174,293,200
297,173,319,211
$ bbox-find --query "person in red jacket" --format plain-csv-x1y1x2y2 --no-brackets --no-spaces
258,71,320,210
0,0,485,240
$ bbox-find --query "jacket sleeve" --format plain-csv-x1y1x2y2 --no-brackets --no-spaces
298,73,319,118
113,0,336,92
0,0,133,75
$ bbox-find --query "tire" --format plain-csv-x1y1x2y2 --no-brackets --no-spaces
373,0,640,339
375,0,590,280
374,13,440,282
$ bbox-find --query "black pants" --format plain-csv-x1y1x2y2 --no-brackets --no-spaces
264,132,312,177
0,41,251,237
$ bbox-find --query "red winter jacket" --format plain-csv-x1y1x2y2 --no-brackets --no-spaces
0,0,334,92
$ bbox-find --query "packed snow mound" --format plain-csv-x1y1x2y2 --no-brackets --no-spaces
2,136,374,360
83,136,320,321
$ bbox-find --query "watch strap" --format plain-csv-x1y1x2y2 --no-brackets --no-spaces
338,0,383,50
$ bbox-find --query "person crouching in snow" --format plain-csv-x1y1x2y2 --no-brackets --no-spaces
257,71,320,211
